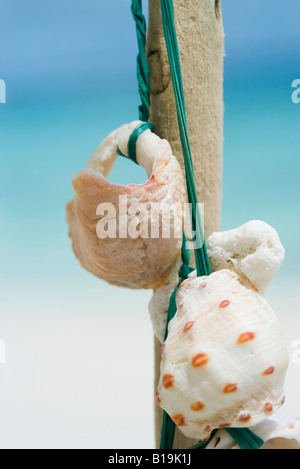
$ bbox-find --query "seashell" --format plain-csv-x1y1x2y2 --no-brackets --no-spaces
207,220,285,293
156,269,289,441
149,220,285,343
149,283,177,342
205,410,300,449
66,121,185,289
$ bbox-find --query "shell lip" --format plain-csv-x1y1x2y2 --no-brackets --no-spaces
72,164,154,192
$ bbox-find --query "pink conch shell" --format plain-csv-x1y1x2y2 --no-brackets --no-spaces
156,269,289,440
66,121,185,289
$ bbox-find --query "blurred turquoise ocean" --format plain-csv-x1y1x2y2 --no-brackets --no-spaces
0,0,299,449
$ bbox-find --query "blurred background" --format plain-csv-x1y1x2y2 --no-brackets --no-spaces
0,0,299,449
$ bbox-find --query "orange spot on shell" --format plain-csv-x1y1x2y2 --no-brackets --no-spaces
237,331,256,344
199,283,207,290
281,395,286,405
155,391,161,406
219,300,230,308
162,374,175,389
223,383,238,394
190,401,204,411
238,413,251,423
264,402,273,413
204,425,212,433
180,278,193,288
171,414,187,427
219,423,231,428
262,366,275,375
191,353,210,367
183,321,195,333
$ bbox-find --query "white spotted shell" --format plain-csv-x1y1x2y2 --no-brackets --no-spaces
156,269,289,441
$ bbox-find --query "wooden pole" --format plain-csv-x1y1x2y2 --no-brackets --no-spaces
146,0,224,449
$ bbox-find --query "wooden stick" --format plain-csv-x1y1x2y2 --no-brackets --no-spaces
147,0,224,449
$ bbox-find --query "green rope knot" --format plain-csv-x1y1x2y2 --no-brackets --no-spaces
117,121,154,164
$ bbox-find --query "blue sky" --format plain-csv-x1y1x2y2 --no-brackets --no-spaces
0,0,299,99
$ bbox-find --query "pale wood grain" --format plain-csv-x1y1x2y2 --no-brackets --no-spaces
147,0,224,449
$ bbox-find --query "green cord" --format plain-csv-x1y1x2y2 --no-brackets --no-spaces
117,2,154,164
160,234,194,450
116,2,154,165
128,121,154,163
159,0,264,450
160,0,210,277
117,121,154,164
226,428,264,449
188,428,264,449
131,0,151,121
129,0,264,450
